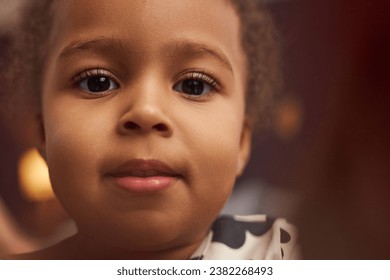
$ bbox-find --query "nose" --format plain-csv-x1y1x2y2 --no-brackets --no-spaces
117,91,173,137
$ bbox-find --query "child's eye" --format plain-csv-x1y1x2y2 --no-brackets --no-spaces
73,69,119,94
79,76,118,93
173,72,220,99
174,79,212,96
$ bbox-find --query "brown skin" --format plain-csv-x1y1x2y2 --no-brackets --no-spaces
19,0,251,259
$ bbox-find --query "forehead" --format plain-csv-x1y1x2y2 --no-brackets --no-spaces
48,0,246,78
51,0,237,39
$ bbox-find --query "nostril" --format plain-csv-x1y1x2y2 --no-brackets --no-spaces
153,123,168,132
124,121,141,130
123,121,168,132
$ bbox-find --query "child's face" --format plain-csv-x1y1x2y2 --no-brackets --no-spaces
39,0,251,251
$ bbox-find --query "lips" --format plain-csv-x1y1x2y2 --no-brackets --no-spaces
106,159,180,193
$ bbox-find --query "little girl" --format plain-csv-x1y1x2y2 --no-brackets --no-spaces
1,0,298,259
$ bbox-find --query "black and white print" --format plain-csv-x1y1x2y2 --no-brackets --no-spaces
190,214,299,260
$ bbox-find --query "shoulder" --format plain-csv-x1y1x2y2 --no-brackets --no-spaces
4,247,60,260
4,236,79,260
200,214,300,259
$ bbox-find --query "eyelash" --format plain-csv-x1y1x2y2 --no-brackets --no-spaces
71,67,222,99
180,71,221,89
72,67,118,86
173,69,222,100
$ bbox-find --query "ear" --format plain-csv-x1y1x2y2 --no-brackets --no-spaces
34,113,47,161
236,116,253,177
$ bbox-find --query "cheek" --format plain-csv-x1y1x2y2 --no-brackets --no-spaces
178,103,244,214
42,97,112,206
193,126,240,191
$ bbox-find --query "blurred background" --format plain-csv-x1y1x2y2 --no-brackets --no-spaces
1,0,389,259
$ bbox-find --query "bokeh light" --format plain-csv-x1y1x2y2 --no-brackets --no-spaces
18,148,54,201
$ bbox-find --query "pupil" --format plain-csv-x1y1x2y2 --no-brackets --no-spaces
182,80,204,95
88,76,110,92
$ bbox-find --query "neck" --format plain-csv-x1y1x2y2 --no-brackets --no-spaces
30,231,206,260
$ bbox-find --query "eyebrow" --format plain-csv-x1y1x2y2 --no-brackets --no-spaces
58,37,124,59
58,37,233,73
164,40,233,73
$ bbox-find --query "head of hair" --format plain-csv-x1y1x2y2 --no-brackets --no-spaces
0,0,280,130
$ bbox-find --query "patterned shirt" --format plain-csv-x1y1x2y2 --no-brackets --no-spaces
190,214,299,259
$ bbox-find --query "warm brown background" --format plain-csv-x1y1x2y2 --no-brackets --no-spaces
1,0,390,258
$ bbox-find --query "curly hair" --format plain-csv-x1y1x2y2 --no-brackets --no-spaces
231,0,281,127
0,0,53,123
0,0,280,129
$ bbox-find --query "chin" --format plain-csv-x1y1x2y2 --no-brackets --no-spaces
78,211,190,250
